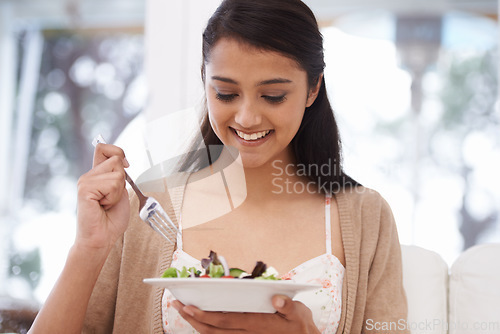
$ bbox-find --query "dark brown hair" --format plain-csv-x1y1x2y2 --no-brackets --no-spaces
184,0,359,193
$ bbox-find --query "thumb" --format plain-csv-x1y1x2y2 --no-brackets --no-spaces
272,295,295,317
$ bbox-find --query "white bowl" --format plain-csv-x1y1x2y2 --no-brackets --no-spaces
143,278,320,313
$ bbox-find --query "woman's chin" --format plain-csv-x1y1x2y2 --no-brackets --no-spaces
238,156,268,170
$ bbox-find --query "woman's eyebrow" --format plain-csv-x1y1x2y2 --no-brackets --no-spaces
257,78,292,86
211,76,292,86
212,76,238,84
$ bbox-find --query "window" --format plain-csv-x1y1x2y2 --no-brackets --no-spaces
1,21,144,306
323,10,499,265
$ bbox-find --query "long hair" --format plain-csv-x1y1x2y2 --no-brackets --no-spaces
183,0,359,193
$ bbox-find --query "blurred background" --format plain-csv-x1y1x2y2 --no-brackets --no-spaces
0,0,498,332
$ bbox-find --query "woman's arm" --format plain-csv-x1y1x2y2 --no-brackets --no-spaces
29,245,111,333
28,143,130,334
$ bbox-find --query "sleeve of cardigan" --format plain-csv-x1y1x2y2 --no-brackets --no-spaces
81,191,136,333
81,234,123,333
363,197,410,334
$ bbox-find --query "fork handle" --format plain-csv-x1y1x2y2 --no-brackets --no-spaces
124,172,148,210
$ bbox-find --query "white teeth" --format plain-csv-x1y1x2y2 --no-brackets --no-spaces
235,130,271,141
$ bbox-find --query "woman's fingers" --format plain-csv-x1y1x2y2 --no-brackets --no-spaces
92,143,129,168
173,302,246,333
80,154,127,200
272,296,319,333
78,171,126,208
272,295,304,319
78,143,130,213
76,155,130,250
173,297,319,334
172,300,303,333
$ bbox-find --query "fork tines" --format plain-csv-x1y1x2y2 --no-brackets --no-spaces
148,212,177,244
143,198,179,244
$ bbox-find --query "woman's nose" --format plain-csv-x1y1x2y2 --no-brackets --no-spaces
234,99,262,128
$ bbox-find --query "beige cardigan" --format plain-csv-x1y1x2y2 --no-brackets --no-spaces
83,185,409,333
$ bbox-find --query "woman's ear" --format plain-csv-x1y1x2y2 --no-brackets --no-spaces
306,73,323,107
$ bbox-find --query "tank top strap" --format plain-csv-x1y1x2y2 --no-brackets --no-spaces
325,193,332,255
176,212,184,250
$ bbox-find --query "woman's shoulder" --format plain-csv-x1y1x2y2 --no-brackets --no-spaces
335,185,390,211
334,185,396,233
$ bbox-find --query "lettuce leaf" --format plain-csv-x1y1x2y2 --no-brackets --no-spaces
161,267,179,278
208,263,225,278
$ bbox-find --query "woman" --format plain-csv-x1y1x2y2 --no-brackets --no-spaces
29,0,408,333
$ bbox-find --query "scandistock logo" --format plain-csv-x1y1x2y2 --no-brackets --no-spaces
135,145,247,228
271,159,362,195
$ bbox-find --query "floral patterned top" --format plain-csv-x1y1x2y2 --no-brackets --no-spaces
162,194,345,333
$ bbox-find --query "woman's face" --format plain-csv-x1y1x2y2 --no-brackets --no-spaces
204,38,320,169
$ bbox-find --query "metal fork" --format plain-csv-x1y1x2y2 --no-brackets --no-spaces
92,135,178,244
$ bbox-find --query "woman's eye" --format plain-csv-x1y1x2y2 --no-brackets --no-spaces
215,92,238,102
263,95,287,104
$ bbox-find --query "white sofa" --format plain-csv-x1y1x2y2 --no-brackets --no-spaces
401,243,500,334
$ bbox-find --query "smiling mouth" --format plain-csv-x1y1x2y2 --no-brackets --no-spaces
232,128,273,141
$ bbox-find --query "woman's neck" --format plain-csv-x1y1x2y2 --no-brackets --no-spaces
242,149,309,203
210,145,312,205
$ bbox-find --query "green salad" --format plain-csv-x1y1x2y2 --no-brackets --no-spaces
161,250,281,280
